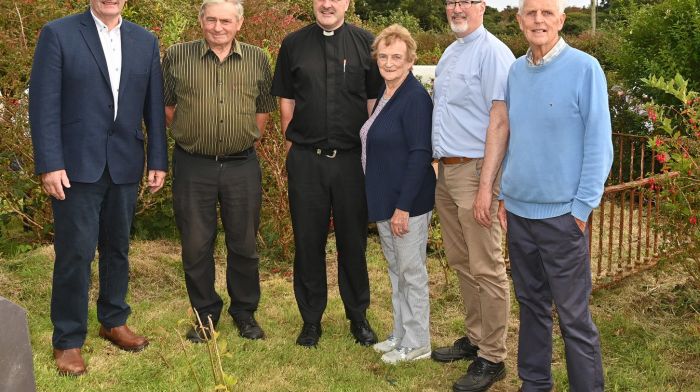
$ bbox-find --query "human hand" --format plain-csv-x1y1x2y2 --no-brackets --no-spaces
40,170,70,200
574,216,587,233
498,200,507,233
148,170,167,193
473,186,493,228
390,209,410,237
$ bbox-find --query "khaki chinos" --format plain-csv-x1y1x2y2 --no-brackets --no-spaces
435,159,509,363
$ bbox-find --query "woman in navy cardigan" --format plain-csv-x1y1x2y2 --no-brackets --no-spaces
360,24,436,364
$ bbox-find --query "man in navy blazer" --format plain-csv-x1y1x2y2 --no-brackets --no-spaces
29,0,167,376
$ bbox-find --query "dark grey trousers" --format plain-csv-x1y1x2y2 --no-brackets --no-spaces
507,212,604,392
172,147,262,324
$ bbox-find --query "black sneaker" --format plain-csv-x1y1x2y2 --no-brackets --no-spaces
432,336,479,363
453,357,506,392
350,318,378,346
233,315,265,340
296,322,322,347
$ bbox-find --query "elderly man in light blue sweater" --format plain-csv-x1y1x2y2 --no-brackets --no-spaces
498,0,613,391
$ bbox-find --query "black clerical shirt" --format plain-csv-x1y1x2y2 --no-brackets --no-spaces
271,23,382,150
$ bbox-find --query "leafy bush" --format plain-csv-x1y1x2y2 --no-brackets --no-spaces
614,0,700,92
644,74,699,288
366,9,423,35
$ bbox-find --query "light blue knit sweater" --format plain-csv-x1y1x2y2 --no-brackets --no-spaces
502,44,613,222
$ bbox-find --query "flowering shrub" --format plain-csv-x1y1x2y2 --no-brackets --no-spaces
644,74,700,288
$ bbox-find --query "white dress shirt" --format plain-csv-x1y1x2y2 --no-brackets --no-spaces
91,10,122,120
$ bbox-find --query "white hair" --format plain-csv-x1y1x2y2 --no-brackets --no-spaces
518,0,566,14
200,0,244,19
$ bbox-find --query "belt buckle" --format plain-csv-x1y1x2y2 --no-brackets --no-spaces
316,148,337,158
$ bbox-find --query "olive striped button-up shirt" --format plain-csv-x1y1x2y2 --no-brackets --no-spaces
163,39,276,155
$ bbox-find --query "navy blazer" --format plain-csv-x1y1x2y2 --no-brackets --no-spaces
365,72,436,222
29,10,167,184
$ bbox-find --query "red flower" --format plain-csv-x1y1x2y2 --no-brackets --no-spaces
655,138,663,147
690,216,697,225
656,153,668,164
152,26,161,33
647,107,658,122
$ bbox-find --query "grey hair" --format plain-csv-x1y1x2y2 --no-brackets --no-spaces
518,0,566,14
200,0,244,19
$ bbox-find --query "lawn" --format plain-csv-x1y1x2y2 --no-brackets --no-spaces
0,235,698,391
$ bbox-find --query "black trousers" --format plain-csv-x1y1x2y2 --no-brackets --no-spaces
51,169,138,349
172,148,262,324
286,145,370,324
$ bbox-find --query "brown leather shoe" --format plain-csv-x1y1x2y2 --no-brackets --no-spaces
99,325,149,352
53,348,86,376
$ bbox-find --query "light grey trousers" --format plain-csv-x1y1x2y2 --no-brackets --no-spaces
377,211,432,348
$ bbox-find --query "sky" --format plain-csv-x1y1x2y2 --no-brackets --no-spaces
486,0,595,10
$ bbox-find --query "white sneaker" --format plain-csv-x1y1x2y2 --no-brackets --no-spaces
373,335,401,353
381,345,431,364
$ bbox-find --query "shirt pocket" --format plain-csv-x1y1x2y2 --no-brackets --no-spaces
343,65,365,96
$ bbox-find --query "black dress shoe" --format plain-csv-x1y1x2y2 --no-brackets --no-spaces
350,318,378,346
296,323,322,347
432,336,479,363
185,324,216,344
233,315,265,340
453,357,505,392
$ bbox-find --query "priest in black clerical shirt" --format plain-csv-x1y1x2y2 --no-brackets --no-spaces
271,0,382,348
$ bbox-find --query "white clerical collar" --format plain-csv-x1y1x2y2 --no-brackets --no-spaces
319,22,345,36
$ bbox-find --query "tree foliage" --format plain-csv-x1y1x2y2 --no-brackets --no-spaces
614,0,700,91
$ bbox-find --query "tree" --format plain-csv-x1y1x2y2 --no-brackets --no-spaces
614,0,700,92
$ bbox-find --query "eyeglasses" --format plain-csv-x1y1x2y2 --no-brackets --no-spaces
445,1,482,9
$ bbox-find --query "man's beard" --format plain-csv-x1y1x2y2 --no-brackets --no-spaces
449,18,468,35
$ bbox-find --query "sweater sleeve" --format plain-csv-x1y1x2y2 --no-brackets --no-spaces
396,87,434,212
571,58,613,221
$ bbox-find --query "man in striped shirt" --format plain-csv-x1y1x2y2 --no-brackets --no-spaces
163,0,276,342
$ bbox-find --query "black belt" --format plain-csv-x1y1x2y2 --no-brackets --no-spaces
294,144,358,159
176,144,253,162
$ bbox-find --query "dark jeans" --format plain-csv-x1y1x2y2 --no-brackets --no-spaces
507,212,604,392
286,145,370,324
172,147,262,324
51,169,138,349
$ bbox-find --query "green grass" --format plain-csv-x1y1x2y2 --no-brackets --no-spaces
0,235,698,391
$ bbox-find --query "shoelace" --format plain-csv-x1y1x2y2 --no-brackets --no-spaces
469,359,486,375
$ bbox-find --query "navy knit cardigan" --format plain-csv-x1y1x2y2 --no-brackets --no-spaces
364,72,436,222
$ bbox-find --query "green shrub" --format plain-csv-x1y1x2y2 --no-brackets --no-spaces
614,0,700,92
644,74,700,288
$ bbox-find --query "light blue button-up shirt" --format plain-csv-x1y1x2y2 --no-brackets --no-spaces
432,26,514,158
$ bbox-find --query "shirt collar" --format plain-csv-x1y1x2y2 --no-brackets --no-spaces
90,9,122,33
456,25,485,44
199,39,243,60
316,22,346,37
526,37,566,67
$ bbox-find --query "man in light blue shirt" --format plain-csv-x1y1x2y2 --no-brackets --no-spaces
431,1,515,391
499,0,612,390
